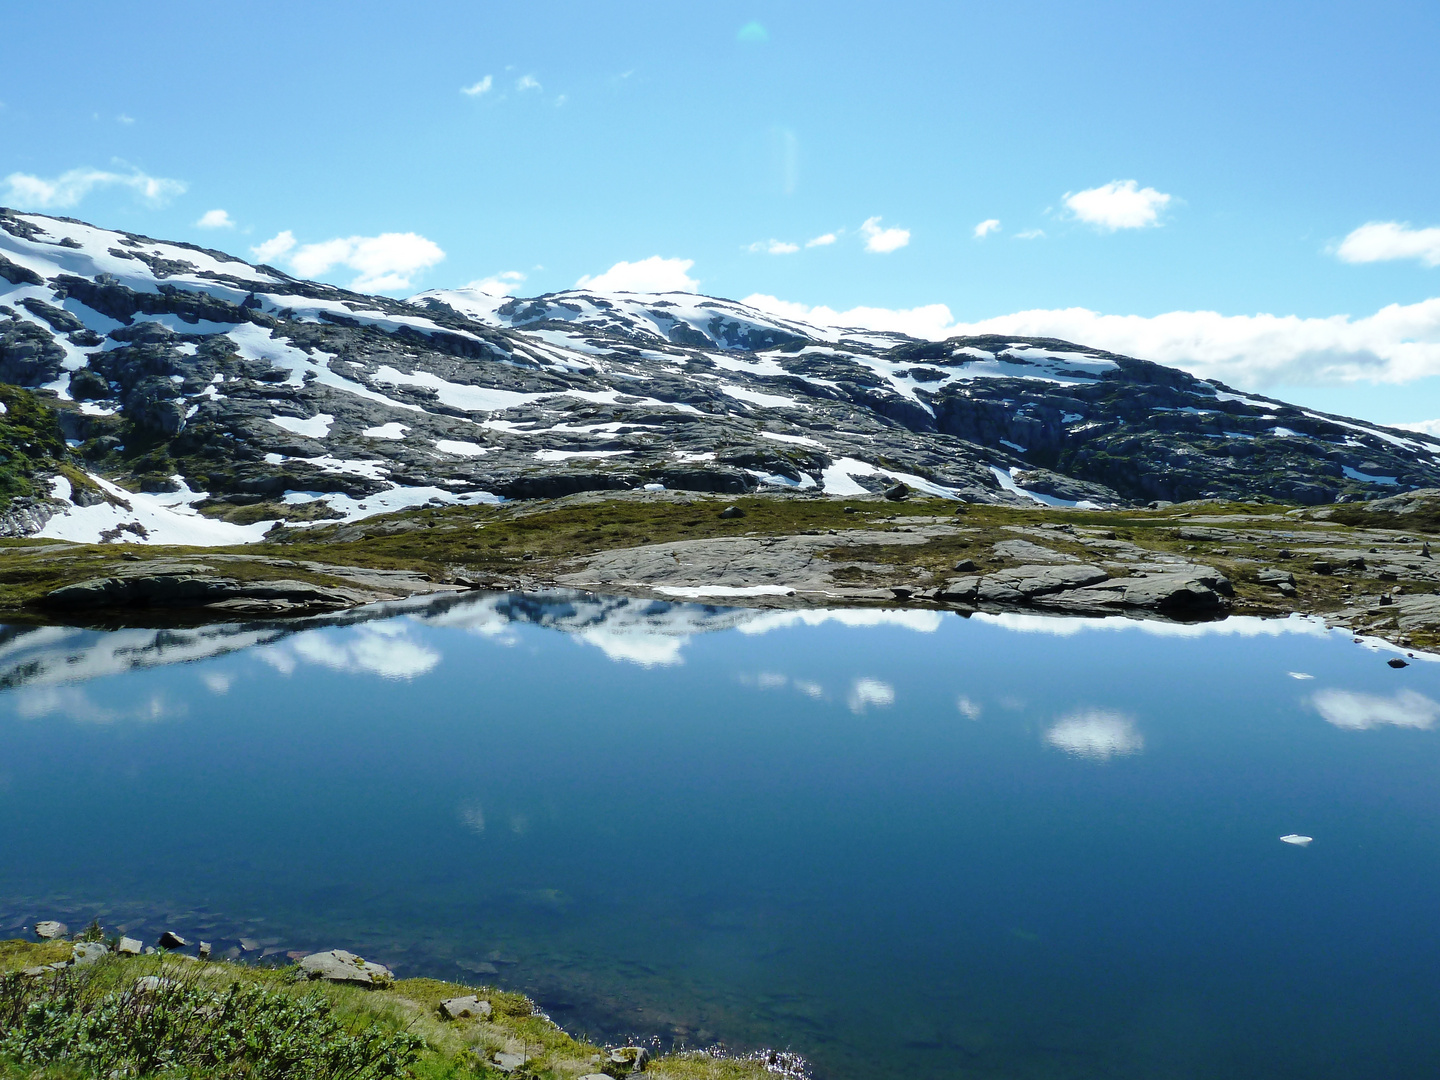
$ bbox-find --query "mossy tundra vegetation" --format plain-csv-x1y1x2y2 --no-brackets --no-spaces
0,937,784,1080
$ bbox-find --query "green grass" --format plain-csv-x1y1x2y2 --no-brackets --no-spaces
0,941,779,1080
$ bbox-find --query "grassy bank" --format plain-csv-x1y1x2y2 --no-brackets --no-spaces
0,940,786,1080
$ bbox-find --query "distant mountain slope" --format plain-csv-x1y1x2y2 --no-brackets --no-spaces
2,206,1437,544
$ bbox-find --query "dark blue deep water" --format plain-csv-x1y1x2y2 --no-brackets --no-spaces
3,592,1439,1078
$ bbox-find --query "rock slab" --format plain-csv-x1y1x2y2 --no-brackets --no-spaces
299,949,394,987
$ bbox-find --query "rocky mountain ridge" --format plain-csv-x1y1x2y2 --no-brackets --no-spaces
3,206,1438,546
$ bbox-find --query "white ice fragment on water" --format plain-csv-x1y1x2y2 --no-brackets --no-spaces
1280,834,1313,846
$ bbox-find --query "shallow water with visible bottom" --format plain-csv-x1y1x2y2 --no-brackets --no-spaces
2,591,1439,1078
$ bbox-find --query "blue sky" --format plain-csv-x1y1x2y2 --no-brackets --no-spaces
2,1,1439,423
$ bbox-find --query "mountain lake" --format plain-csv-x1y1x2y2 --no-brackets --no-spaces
2,591,1438,1079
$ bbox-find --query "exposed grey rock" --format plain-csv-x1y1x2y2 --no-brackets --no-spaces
493,1053,526,1072
718,506,744,519
117,936,143,955
1256,568,1296,587
608,1046,650,1072
198,941,212,960
157,930,188,950
1043,566,1233,614
34,920,66,939
977,564,1110,604
71,941,109,967
992,539,1077,564
1388,657,1409,668
40,574,382,614
299,949,394,986
439,995,493,1019
951,558,978,572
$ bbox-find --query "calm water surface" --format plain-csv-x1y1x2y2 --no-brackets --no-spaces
2,592,1439,1079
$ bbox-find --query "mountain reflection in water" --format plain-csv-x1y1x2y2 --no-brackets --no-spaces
2,592,1440,1080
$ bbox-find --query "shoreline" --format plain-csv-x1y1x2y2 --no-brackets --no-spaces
2,490,1439,651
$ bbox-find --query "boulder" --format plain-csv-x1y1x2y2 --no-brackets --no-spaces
493,1052,526,1072
951,558,978,572
157,931,189,950
117,936,143,955
1043,567,1232,615
608,1046,650,1072
718,505,744,519
439,995,493,1020
935,576,979,602
71,942,109,967
34,921,67,940
1256,568,1296,587
198,941,212,960
298,949,394,987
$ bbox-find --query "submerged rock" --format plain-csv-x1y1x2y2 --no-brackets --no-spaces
33,920,66,939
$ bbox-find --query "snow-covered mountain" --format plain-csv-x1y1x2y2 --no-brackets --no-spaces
4,206,1439,545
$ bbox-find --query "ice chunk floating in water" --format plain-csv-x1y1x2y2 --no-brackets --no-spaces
1280,834,1314,846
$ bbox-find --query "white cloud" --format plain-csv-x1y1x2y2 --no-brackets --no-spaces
289,625,440,680
196,208,234,229
742,292,1440,389
847,677,895,713
744,293,961,340
465,269,526,295
2,166,186,210
251,230,297,264
956,695,982,719
1311,688,1440,731
117,114,135,125
13,686,182,725
1045,709,1143,760
576,255,697,293
577,628,687,667
1064,179,1172,230
860,216,910,253
1015,228,1046,240
806,232,838,247
973,219,1001,239
258,231,445,292
461,75,493,96
748,239,799,255
1396,418,1440,437
1336,221,1440,267
516,74,542,92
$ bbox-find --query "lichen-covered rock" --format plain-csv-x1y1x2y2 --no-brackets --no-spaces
299,949,394,987
439,995,492,1020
